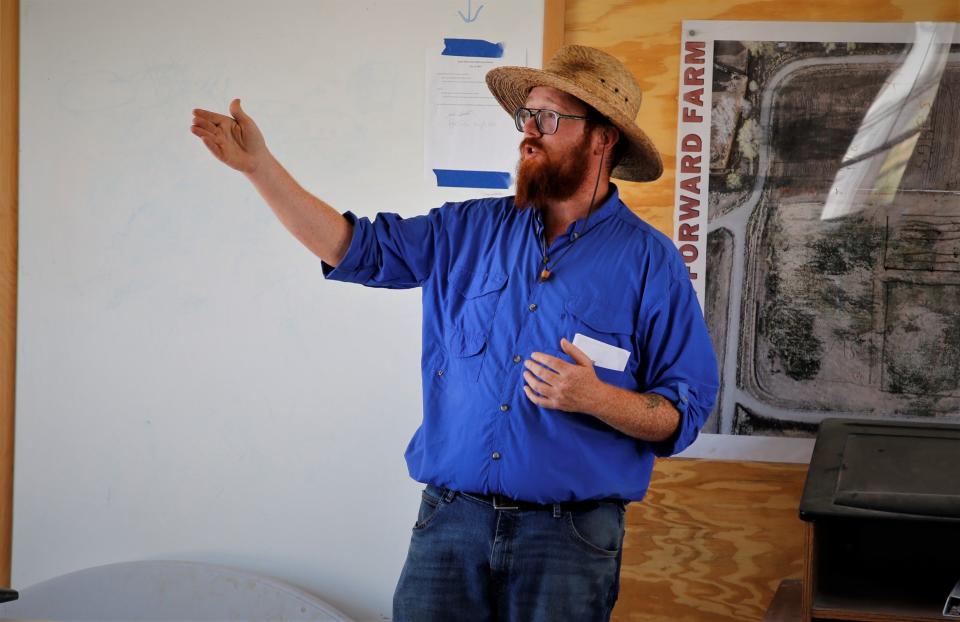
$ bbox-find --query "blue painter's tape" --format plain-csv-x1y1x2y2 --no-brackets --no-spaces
433,169,511,189
441,38,504,58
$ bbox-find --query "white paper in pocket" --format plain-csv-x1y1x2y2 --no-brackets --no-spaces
572,333,630,372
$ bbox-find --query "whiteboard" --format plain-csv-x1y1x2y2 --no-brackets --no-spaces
16,1,542,619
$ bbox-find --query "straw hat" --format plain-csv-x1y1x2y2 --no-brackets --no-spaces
486,45,663,182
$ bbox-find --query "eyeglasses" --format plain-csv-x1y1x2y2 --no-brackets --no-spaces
513,107,590,135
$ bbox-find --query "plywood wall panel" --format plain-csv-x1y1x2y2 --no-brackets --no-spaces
614,459,808,621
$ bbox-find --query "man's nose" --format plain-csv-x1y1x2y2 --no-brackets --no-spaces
522,114,542,137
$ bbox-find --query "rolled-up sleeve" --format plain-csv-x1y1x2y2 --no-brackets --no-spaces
637,259,719,457
322,208,441,289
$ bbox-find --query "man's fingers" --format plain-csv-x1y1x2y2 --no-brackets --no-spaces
229,98,248,122
523,358,558,381
192,116,220,134
530,352,568,372
523,371,553,396
191,125,224,146
190,125,218,144
560,338,594,367
192,108,234,126
523,385,551,407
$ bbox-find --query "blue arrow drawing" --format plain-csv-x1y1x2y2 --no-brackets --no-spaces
458,0,484,23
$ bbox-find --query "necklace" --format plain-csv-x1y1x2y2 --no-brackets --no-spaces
537,142,606,283
538,216,586,282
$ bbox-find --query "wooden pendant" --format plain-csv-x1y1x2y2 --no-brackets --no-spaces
539,268,552,282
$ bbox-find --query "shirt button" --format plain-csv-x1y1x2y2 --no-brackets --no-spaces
500,404,510,412
572,232,579,240
436,369,444,377
513,354,522,363
528,303,538,312
491,452,502,460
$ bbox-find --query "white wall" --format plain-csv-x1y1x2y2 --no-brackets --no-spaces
15,1,542,619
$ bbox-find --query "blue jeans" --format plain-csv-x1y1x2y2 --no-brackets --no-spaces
393,485,626,621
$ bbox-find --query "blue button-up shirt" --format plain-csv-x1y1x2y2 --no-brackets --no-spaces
323,185,718,503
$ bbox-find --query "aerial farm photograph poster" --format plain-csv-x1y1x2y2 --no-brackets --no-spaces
673,21,960,459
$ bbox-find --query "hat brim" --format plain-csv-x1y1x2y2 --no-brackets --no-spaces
486,66,663,183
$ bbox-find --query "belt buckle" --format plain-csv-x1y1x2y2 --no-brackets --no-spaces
492,494,519,511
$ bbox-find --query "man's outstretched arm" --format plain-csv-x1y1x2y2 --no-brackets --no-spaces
191,99,352,266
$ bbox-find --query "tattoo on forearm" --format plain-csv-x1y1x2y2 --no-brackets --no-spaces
645,394,664,409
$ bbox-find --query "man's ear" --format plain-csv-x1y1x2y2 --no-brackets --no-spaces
596,125,620,153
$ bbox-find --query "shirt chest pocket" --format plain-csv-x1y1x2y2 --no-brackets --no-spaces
448,270,508,358
563,297,637,387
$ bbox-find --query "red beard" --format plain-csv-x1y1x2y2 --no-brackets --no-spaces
514,132,593,210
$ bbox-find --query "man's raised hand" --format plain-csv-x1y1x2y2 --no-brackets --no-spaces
191,99,269,174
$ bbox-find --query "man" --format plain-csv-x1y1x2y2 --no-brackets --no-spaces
192,45,718,621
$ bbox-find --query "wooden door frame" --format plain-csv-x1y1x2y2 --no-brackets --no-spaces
0,0,20,588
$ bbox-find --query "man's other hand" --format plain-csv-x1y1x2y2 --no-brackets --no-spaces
523,338,603,413
191,99,269,174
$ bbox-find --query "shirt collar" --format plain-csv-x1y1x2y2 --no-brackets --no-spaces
531,183,622,239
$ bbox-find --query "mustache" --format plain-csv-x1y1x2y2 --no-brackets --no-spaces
520,137,545,152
